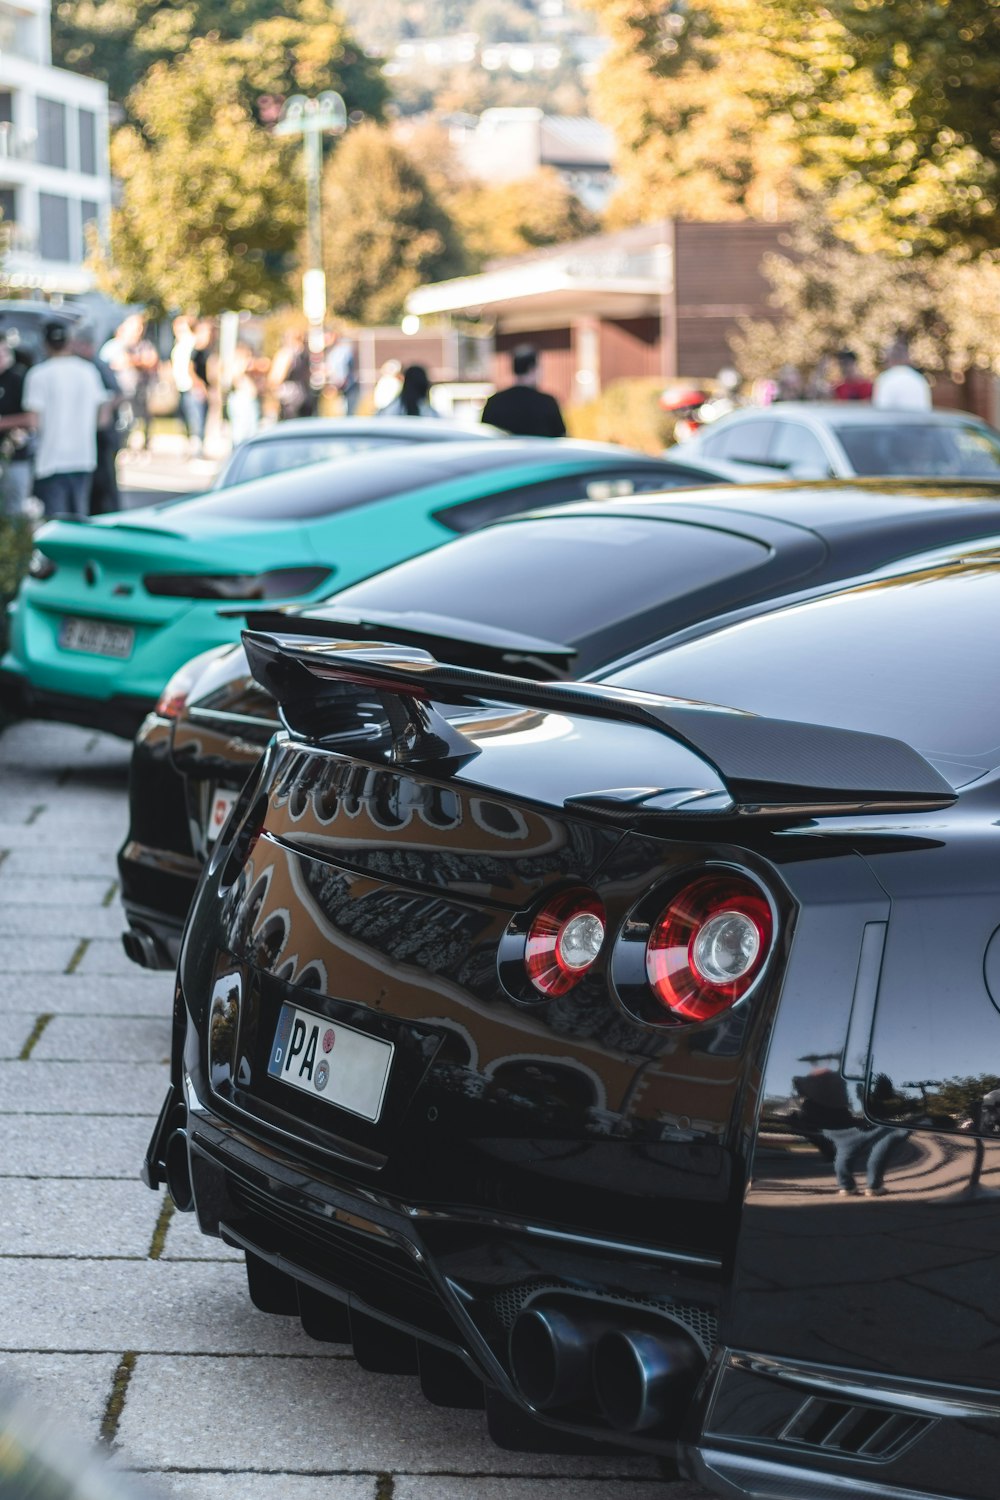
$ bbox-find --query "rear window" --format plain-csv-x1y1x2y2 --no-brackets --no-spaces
328,516,769,645
224,434,396,487
163,447,520,523
835,421,1000,477
606,562,1000,786
699,419,775,464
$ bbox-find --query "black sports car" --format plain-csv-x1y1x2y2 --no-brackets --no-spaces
146,545,1000,1499
121,479,1000,971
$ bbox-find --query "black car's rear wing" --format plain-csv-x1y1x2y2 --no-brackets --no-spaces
243,630,956,820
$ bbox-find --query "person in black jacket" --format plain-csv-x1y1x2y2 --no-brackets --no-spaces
481,345,566,437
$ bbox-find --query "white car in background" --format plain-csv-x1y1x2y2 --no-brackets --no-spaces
674,401,1000,481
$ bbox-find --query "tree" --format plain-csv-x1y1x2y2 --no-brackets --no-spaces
580,0,798,225
730,217,1000,383
93,4,387,314
449,169,598,264
53,0,387,112
320,123,467,324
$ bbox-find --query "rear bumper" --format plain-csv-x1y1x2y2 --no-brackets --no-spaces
0,666,150,739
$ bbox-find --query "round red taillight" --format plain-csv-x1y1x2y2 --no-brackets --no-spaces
645,874,772,1022
525,889,606,997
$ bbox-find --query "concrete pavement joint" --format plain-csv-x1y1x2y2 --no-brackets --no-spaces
24,804,45,825
148,1196,176,1260
18,1014,53,1060
0,849,8,869
376,1475,395,1500
99,1350,137,1450
65,939,91,974
102,880,119,907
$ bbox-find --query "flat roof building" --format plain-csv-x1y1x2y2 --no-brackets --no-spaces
0,0,111,293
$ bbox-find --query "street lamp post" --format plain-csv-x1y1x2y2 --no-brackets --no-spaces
275,91,348,390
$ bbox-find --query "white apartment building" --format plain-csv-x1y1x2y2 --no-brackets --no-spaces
0,0,111,293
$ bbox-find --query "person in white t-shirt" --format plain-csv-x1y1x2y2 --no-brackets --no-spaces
22,322,110,518
872,340,932,411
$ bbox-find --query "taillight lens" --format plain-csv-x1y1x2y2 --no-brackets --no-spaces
144,566,331,600
155,659,201,719
645,874,772,1022
526,888,606,997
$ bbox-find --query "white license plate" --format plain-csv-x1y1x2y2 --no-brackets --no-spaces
206,787,239,843
268,1004,393,1123
59,616,135,659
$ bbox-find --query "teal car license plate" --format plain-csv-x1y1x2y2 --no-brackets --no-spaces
268,1003,393,1122
59,616,135,659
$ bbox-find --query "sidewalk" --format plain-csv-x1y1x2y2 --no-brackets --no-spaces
0,718,713,1500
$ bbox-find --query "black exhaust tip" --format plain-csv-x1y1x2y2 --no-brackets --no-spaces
163,1128,194,1212
593,1325,703,1434
509,1304,600,1410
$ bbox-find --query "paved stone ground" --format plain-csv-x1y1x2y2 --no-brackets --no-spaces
0,719,713,1500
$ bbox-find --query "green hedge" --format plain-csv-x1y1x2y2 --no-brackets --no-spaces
0,512,31,660
567,377,679,455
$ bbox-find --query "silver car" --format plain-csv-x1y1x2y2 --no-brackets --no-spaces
675,401,1000,481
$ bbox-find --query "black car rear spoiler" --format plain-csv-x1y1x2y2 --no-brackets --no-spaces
242,630,956,819
226,607,576,679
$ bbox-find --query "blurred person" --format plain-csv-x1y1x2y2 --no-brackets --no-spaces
377,364,438,418
73,326,124,514
21,321,110,518
873,338,932,411
270,329,315,420
170,315,197,446
831,348,873,401
326,328,359,415
0,335,34,515
188,319,214,455
805,354,835,401
102,313,159,449
481,345,565,437
227,343,261,447
773,363,805,402
373,358,403,413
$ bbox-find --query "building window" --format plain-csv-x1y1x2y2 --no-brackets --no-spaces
39,192,71,261
36,98,67,169
0,187,15,228
80,198,99,252
0,93,13,125
78,108,97,175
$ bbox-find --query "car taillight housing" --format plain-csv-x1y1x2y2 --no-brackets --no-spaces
525,888,606,997
645,873,773,1022
143,566,332,600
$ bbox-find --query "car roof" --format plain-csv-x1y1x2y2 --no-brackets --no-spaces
509,477,1000,533
711,402,995,428
238,416,502,443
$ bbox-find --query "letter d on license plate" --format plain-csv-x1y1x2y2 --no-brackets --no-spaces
268,1003,392,1123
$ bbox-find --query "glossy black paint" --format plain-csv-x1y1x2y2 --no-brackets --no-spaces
144,571,1000,1497
118,480,1000,969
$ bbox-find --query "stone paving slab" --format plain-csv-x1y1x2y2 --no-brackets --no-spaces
78,939,152,977
0,973,173,1017
394,1482,677,1499
0,1061,168,1115
0,905,126,940
160,1209,244,1263
0,877,118,907
2,1258,336,1354
0,823,124,849
33,1015,172,1065
0,938,82,973
0,848,121,878
140,1476,377,1500
0,1352,121,1444
0,1016,39,1060
118,1356,661,1479
0,1114,154,1178
0,1179,162,1257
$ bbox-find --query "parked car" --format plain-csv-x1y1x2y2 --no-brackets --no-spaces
0,300,82,362
0,440,720,738
119,478,1000,969
674,400,1000,481
212,415,502,489
143,542,1000,1497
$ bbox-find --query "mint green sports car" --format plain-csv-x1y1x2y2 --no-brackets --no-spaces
1,439,722,736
